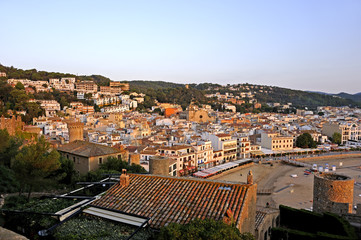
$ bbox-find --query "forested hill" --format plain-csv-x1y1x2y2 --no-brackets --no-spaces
129,80,184,91
334,92,361,104
0,64,359,109
254,87,358,108
130,81,359,109
0,65,113,86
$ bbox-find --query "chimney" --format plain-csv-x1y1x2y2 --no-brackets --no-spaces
119,169,130,187
247,170,253,185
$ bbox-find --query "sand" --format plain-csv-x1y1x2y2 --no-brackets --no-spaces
213,157,361,211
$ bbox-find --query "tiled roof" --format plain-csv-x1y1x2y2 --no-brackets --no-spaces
255,211,267,230
255,207,279,230
57,140,120,157
91,174,251,229
216,133,231,137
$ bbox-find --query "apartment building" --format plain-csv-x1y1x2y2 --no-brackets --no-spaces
99,86,123,95
49,77,75,91
191,140,214,170
237,135,251,158
75,81,98,93
158,145,196,176
109,81,129,91
69,102,94,114
261,131,293,151
203,133,237,162
36,100,61,117
322,122,361,145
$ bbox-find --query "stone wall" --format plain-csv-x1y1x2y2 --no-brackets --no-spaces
0,116,24,135
67,122,84,142
149,156,170,176
313,173,354,214
237,183,257,235
0,227,28,240
296,153,361,162
208,162,254,180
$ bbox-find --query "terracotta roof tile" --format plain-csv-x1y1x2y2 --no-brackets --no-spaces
57,140,120,157
91,174,250,229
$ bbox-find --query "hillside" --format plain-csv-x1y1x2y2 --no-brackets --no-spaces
334,92,361,104
0,64,359,109
0,65,113,86
129,80,184,91
254,87,358,108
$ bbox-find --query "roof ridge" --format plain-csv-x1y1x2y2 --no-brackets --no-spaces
128,174,251,187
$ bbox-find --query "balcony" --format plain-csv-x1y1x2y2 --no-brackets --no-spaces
224,145,237,150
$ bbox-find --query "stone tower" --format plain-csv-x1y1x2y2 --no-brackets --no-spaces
67,121,84,143
149,156,170,176
313,172,354,214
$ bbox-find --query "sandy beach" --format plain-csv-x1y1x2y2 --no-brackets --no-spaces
213,157,361,212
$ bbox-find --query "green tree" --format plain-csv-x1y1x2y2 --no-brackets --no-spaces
99,156,128,171
10,89,30,110
59,96,69,109
0,165,20,193
15,82,25,90
99,156,147,173
22,101,44,123
54,157,78,185
11,136,60,200
84,93,92,100
0,129,22,166
332,132,342,145
296,133,317,148
157,218,254,240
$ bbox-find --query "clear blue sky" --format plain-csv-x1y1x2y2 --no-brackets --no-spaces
1,0,361,93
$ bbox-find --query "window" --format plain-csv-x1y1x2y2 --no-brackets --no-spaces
73,156,76,163
99,157,103,164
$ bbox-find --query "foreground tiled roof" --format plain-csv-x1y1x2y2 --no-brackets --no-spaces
57,140,120,157
92,174,251,229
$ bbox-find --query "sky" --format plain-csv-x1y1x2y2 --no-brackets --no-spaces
1,0,361,93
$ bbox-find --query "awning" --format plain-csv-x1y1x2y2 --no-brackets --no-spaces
83,206,148,227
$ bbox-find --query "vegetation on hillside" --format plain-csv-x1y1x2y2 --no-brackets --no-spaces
157,218,255,240
254,88,358,108
335,92,361,104
1,64,360,111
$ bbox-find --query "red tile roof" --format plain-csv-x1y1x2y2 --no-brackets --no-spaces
91,174,251,229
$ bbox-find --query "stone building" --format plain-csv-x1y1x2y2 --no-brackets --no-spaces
149,156,171,176
66,121,84,143
0,115,24,135
186,102,215,123
57,140,122,174
313,172,354,215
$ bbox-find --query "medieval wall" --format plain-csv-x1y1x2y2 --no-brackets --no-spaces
0,115,24,135
313,173,354,214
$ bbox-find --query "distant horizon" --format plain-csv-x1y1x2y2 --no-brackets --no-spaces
1,1,360,94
